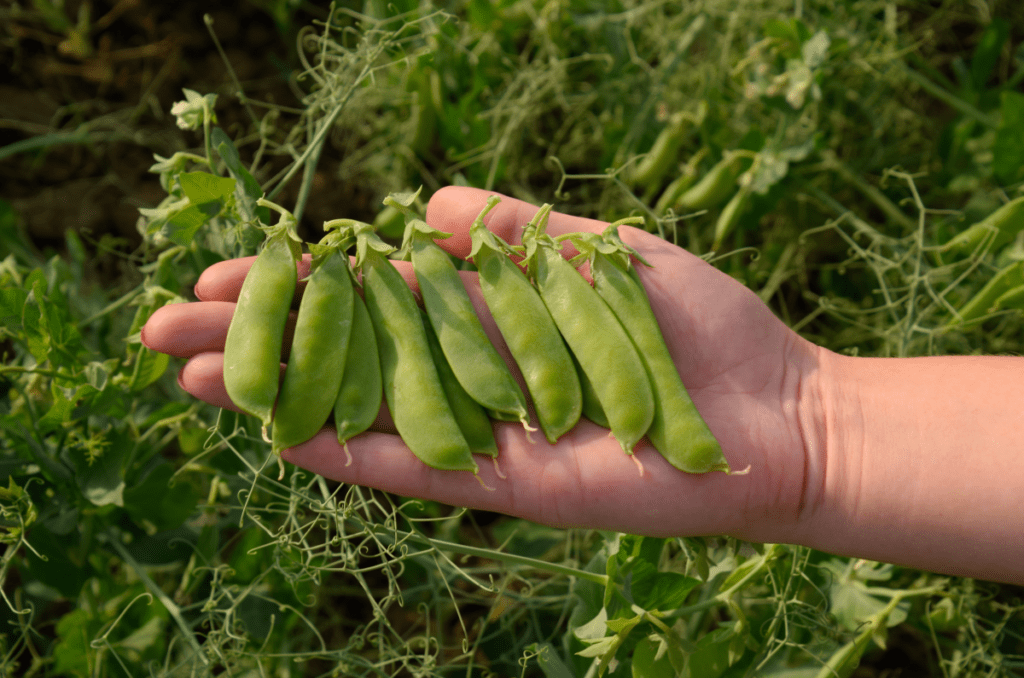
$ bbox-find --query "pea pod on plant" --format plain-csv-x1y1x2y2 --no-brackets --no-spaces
654,148,708,216
398,215,531,430
991,283,1024,312
222,211,301,429
468,197,583,444
522,204,654,460
674,152,743,213
625,112,690,190
946,260,1024,328
346,220,478,474
712,181,754,251
575,222,729,474
941,196,1024,257
271,240,355,454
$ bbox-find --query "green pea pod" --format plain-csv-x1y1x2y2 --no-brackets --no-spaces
947,261,1024,327
712,183,753,251
334,292,382,461
223,225,301,427
354,224,477,474
402,219,531,429
813,631,874,678
574,352,608,429
469,197,582,444
421,310,499,461
584,226,729,474
991,283,1024,312
941,196,1024,256
626,112,688,189
523,205,654,456
654,167,698,216
675,153,742,212
271,247,355,454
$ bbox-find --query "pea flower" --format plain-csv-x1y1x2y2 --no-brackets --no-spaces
170,89,218,131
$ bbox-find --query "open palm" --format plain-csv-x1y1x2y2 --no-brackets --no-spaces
142,186,821,543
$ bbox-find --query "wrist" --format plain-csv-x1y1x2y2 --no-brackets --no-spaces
789,351,1024,584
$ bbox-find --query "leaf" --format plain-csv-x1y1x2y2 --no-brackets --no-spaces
993,91,1024,185
178,171,237,205
25,526,91,598
629,560,699,611
76,431,127,507
213,127,267,225
129,346,169,391
54,609,94,677
165,202,219,246
124,525,199,565
123,463,199,531
970,18,1010,91
683,628,733,678
115,616,165,659
574,607,609,643
632,635,676,678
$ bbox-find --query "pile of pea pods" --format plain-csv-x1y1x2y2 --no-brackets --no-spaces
222,194,730,477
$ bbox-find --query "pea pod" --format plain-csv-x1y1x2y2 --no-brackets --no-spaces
223,224,301,427
653,148,708,216
523,205,654,456
401,218,531,429
579,224,729,474
991,283,1024,312
574,353,608,429
675,153,742,212
625,112,689,190
946,261,1024,328
333,292,382,462
421,309,499,461
271,245,355,454
712,182,753,251
352,222,478,474
468,197,582,443
941,196,1024,256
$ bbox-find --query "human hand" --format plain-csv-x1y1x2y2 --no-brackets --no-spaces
142,186,824,544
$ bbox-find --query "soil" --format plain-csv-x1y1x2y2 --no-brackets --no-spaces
0,0,342,260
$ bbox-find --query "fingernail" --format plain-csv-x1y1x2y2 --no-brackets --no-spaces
140,324,149,348
177,365,187,390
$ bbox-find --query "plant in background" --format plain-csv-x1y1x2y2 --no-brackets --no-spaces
1,2,1024,677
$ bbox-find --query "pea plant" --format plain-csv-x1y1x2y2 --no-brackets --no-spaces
2,2,1024,677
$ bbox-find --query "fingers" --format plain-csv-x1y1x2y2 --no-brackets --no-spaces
425,186,610,257
177,352,241,412
142,301,298,360
194,253,314,304
194,189,605,305
281,422,744,536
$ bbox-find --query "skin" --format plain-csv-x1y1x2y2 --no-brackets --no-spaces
142,186,1024,586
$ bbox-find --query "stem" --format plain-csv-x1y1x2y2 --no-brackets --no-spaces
371,525,609,587
820,150,916,232
0,366,68,379
80,283,144,326
897,63,998,128
106,533,209,665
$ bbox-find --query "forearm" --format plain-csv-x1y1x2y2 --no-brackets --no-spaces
801,350,1024,585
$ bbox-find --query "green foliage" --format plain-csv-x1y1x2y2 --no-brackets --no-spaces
3,1,1024,677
